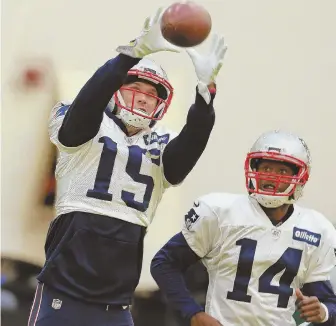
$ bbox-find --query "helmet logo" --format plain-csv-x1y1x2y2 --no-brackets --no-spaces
143,67,157,74
268,147,281,152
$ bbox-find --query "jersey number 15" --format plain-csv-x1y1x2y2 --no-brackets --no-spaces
87,136,154,212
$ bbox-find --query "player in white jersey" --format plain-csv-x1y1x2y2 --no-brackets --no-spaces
28,7,228,326
151,130,336,326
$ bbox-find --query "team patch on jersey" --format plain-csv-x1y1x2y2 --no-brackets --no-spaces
293,227,321,247
185,208,200,230
143,132,170,146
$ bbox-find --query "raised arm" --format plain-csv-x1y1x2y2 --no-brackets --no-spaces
59,54,140,147
162,33,227,185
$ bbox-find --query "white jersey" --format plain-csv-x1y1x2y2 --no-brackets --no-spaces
182,193,336,326
49,102,177,227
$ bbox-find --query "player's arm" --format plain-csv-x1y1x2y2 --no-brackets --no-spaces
298,280,336,325
151,232,203,319
162,89,216,185
58,7,183,148
297,229,336,325
150,199,221,323
58,54,140,147
162,34,227,185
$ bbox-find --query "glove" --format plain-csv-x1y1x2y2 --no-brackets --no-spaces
186,33,227,104
116,7,180,58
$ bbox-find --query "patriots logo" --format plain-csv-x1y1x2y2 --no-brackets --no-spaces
143,67,157,74
268,147,281,152
185,208,200,230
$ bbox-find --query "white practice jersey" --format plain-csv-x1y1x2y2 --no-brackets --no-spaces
49,102,177,227
182,193,336,326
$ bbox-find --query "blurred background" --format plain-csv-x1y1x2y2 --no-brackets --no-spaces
2,0,336,325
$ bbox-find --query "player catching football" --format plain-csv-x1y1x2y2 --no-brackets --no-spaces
151,130,336,326
27,5,227,326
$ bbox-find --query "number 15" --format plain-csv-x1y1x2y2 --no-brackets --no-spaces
87,136,154,212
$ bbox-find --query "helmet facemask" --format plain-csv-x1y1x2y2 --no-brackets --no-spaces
114,66,173,129
245,152,310,208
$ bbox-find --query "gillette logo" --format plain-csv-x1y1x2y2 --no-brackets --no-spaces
293,227,321,247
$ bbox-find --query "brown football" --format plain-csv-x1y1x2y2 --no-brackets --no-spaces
160,1,212,47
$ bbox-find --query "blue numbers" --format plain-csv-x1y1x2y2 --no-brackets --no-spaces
87,137,117,201
87,137,154,212
227,238,257,303
121,145,154,212
259,247,302,308
227,237,302,309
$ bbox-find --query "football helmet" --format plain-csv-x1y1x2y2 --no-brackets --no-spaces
110,58,173,129
245,130,311,208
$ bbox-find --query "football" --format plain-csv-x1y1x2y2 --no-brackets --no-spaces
160,1,212,47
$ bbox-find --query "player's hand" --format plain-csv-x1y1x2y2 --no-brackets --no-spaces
296,288,328,323
190,312,222,326
186,33,227,104
116,7,180,58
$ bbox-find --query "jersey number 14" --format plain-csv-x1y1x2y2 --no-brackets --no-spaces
228,238,302,308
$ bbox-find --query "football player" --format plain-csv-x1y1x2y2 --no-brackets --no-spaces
151,130,336,326
27,7,227,326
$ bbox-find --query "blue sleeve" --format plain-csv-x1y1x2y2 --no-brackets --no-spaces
150,232,204,321
162,89,216,185
58,54,140,147
302,281,336,325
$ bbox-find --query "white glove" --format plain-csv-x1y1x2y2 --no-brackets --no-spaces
186,33,227,104
116,7,180,58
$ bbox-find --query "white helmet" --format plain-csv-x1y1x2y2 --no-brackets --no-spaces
111,58,173,129
245,130,311,208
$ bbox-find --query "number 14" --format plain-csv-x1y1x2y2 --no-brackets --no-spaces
227,238,303,308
